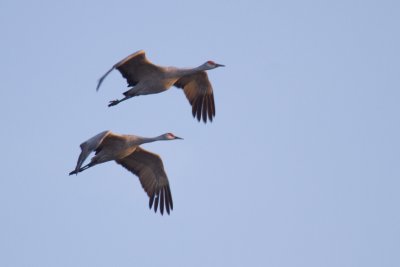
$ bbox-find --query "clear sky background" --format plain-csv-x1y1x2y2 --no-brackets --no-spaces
1,0,399,266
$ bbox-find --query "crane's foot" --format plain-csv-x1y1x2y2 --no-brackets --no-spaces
108,99,120,107
69,170,78,176
68,163,92,176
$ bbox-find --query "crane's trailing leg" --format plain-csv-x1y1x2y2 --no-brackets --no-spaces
108,98,122,107
108,96,132,107
108,89,138,107
68,162,94,175
95,50,224,123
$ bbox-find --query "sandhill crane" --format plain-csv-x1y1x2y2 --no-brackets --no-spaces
96,50,225,123
69,130,182,215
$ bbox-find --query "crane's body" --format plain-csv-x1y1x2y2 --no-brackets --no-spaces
69,130,182,215
96,50,224,123
88,133,140,164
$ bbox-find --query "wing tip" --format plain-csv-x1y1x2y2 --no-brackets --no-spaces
148,186,173,216
115,49,146,67
190,92,216,123
96,66,115,91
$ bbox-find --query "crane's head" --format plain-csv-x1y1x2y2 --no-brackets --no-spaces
204,60,225,69
163,133,183,140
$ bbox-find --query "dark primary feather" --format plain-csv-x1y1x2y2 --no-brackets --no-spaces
116,147,173,215
174,72,216,123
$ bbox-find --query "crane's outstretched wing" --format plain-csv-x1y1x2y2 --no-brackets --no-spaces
96,50,162,91
71,130,111,174
174,72,215,123
116,147,173,215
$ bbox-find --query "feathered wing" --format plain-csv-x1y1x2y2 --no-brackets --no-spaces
96,132,134,152
174,71,216,123
73,131,112,173
96,50,162,91
96,66,114,91
115,50,162,87
116,147,173,215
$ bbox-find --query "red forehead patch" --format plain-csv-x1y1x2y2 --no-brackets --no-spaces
207,60,216,65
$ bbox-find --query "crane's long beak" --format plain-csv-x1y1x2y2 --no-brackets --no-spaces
216,64,225,67
175,136,183,140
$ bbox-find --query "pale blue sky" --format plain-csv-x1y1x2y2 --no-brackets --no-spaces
1,0,399,266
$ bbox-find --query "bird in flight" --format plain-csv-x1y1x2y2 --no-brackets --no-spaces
96,50,225,123
69,130,182,215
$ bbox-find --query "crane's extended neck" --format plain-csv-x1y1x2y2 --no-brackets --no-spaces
169,65,208,77
129,134,169,146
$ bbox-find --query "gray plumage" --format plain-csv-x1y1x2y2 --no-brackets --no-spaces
69,131,182,215
97,50,224,123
